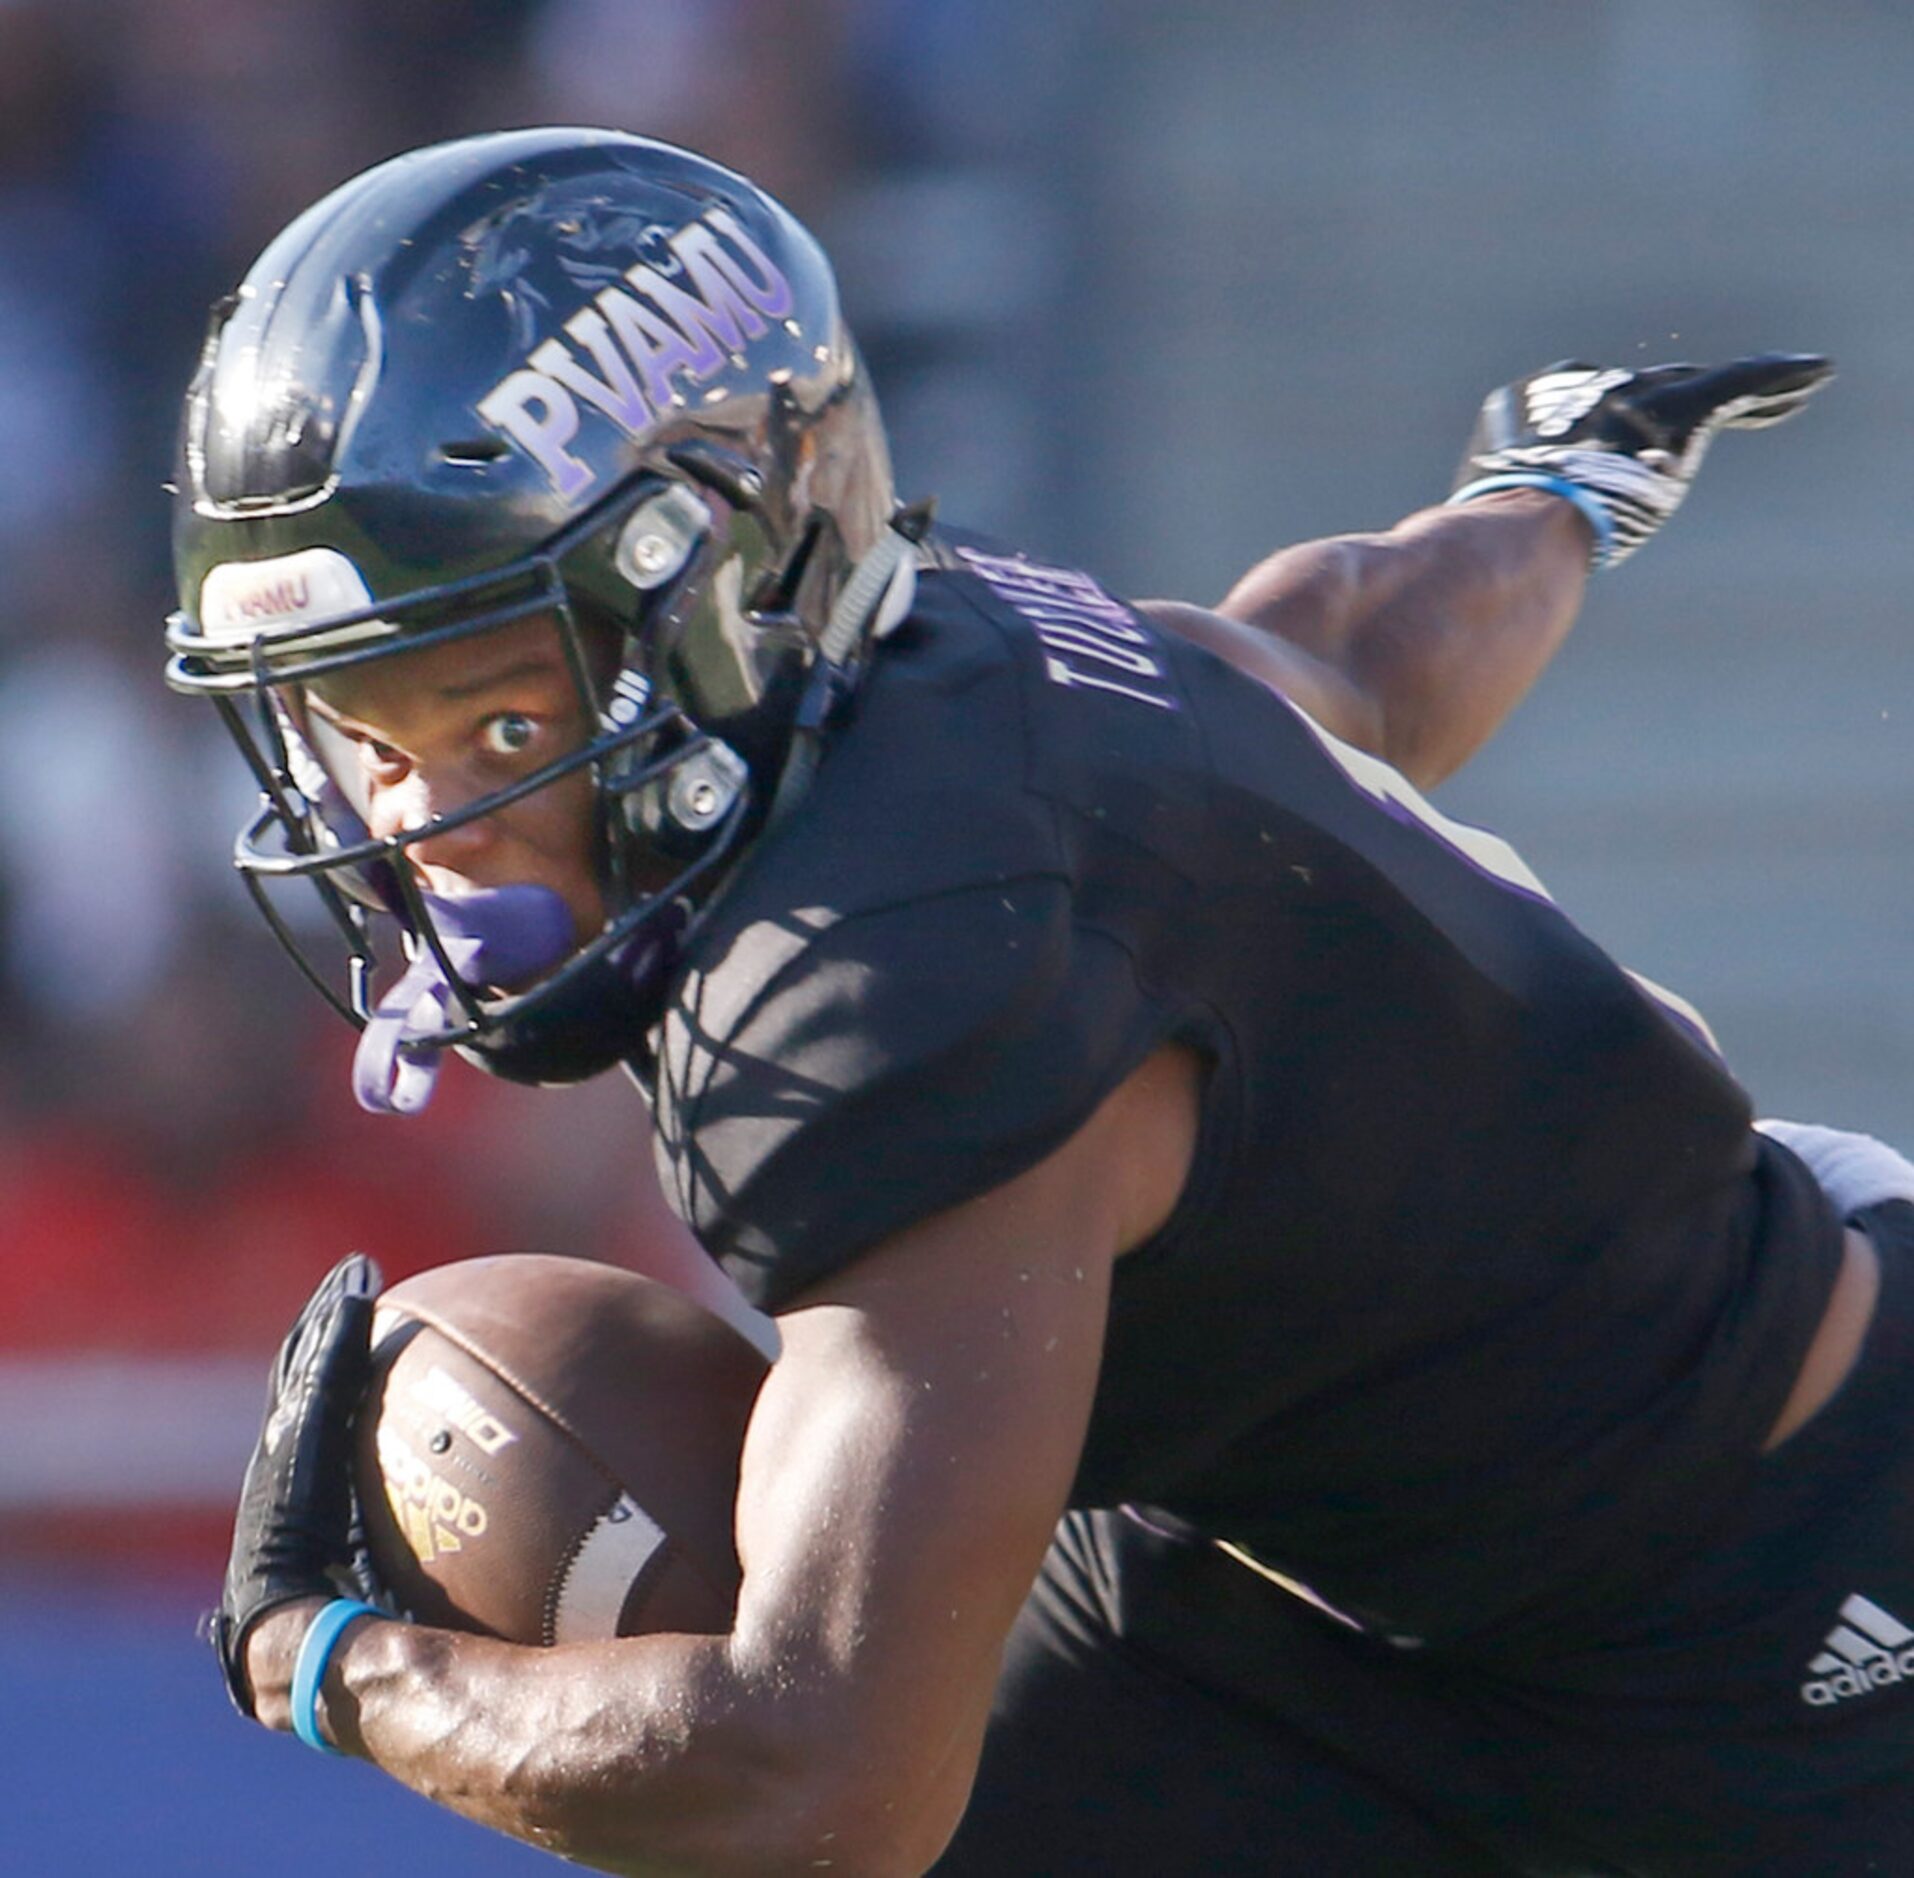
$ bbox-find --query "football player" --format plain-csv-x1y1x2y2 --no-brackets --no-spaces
172,131,1909,1874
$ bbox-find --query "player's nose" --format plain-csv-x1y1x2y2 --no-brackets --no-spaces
372,766,501,867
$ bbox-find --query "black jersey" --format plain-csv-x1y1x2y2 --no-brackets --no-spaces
651,537,1844,1647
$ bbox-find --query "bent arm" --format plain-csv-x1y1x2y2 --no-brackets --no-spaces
246,1051,1192,1876
1140,487,1591,788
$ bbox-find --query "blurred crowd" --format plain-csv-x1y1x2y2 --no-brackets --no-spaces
0,0,1049,1354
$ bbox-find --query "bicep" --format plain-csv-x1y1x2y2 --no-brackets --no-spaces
723,1105,1130,1862
1137,597,1389,755
1145,495,1592,785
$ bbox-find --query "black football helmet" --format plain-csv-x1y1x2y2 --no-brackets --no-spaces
166,128,914,1106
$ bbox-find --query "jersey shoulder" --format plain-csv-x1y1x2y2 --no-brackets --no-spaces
653,536,1204,1308
655,876,1170,1309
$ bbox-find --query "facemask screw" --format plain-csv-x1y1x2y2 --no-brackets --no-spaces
628,533,676,578
615,485,710,592
664,741,748,833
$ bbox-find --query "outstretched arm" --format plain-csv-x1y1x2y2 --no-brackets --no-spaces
1144,487,1588,788
1141,353,1832,789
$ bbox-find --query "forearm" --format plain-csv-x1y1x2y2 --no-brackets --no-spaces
256,1606,837,1877
1214,488,1591,785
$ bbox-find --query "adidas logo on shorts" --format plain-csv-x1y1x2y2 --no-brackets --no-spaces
1800,1594,1914,1707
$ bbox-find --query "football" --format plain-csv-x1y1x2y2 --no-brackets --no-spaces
354,1253,769,1644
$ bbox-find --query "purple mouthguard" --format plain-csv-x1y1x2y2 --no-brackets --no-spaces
351,884,576,1115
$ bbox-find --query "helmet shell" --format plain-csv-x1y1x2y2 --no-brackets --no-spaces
174,126,893,765
168,128,899,1089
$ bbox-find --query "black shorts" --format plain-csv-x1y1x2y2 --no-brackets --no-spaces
935,1202,1914,1876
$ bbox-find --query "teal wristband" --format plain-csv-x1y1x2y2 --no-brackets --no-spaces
290,1598,381,1756
1448,471,1615,567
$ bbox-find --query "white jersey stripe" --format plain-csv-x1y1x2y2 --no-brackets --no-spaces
1624,969,1723,1056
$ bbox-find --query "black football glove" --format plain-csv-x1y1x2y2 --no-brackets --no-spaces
210,1252,382,1719
1451,353,1833,567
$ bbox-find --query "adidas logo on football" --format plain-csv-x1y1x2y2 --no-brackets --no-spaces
1800,1595,1914,1707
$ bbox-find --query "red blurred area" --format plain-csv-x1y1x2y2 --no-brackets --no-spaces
0,996,686,1578
2,1016,669,1356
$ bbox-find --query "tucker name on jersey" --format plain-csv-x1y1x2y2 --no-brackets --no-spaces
957,545,1178,712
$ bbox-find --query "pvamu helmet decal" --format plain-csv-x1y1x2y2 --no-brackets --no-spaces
165,128,916,1109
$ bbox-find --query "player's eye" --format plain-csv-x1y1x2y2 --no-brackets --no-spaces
481,711,539,757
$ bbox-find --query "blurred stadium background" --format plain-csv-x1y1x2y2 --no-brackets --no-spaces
4,1,1912,1870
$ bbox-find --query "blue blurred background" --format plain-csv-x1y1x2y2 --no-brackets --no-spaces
5,2,1913,1870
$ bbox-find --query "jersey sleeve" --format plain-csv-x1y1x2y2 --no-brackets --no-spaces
653,876,1175,1311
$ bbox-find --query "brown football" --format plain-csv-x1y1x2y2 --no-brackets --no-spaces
354,1253,769,1644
